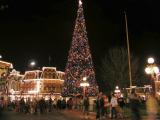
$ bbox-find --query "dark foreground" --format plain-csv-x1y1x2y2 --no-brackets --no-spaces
0,110,82,120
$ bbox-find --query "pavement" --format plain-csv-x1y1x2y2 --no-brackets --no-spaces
1,109,160,120
61,109,160,120
0,110,81,120
61,109,96,120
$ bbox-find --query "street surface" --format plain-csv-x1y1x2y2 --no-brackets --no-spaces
1,109,160,120
0,110,82,120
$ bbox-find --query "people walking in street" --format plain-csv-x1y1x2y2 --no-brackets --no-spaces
39,97,46,114
53,98,57,110
19,98,25,113
110,93,118,119
33,98,38,114
24,99,30,114
117,96,125,109
48,97,52,112
67,98,73,110
146,94,158,120
61,98,66,110
129,89,141,120
0,97,4,112
103,94,110,118
95,92,104,120
83,96,89,119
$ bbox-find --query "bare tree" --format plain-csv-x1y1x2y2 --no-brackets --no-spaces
100,47,140,95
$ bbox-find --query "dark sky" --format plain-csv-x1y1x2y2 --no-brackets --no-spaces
0,0,160,73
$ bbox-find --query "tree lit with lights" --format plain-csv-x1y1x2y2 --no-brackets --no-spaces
62,0,97,97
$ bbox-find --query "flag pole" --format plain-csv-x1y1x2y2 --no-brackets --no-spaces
124,11,132,88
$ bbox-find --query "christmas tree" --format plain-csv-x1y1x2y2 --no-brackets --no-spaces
62,0,97,97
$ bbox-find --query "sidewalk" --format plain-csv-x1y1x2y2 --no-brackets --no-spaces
60,109,160,120
61,109,96,120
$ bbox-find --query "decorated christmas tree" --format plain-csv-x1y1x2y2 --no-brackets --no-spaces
62,0,97,97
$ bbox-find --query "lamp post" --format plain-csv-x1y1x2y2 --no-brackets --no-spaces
145,57,159,96
80,77,89,99
28,60,37,70
30,61,36,67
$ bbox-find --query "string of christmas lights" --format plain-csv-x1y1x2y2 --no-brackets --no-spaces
62,0,98,97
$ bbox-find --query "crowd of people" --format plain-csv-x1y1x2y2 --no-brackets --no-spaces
0,92,139,119
0,96,90,115
95,92,125,120
0,89,158,120
0,97,70,114
94,89,160,120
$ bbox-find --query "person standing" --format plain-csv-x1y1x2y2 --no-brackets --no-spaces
96,92,104,120
83,96,89,119
129,89,141,120
103,95,110,118
39,97,45,114
48,97,52,112
0,97,4,112
117,96,125,109
110,93,118,119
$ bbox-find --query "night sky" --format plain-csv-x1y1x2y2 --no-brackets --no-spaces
0,0,160,74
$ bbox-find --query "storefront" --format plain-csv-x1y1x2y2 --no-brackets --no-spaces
20,67,65,100
0,60,13,100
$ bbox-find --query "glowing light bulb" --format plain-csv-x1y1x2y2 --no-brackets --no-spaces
30,61,36,67
147,57,154,64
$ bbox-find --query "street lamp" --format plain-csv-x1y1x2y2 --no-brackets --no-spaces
0,55,2,59
28,60,37,70
145,57,159,96
80,77,89,99
30,61,36,67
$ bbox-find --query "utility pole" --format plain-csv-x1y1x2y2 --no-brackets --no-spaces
124,11,132,88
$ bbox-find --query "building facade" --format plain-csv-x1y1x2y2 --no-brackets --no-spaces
0,60,13,98
20,67,65,100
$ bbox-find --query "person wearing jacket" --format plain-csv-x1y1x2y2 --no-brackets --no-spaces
110,93,118,119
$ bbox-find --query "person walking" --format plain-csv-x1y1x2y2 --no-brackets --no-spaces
83,96,89,119
129,89,141,120
146,94,158,120
96,92,104,120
